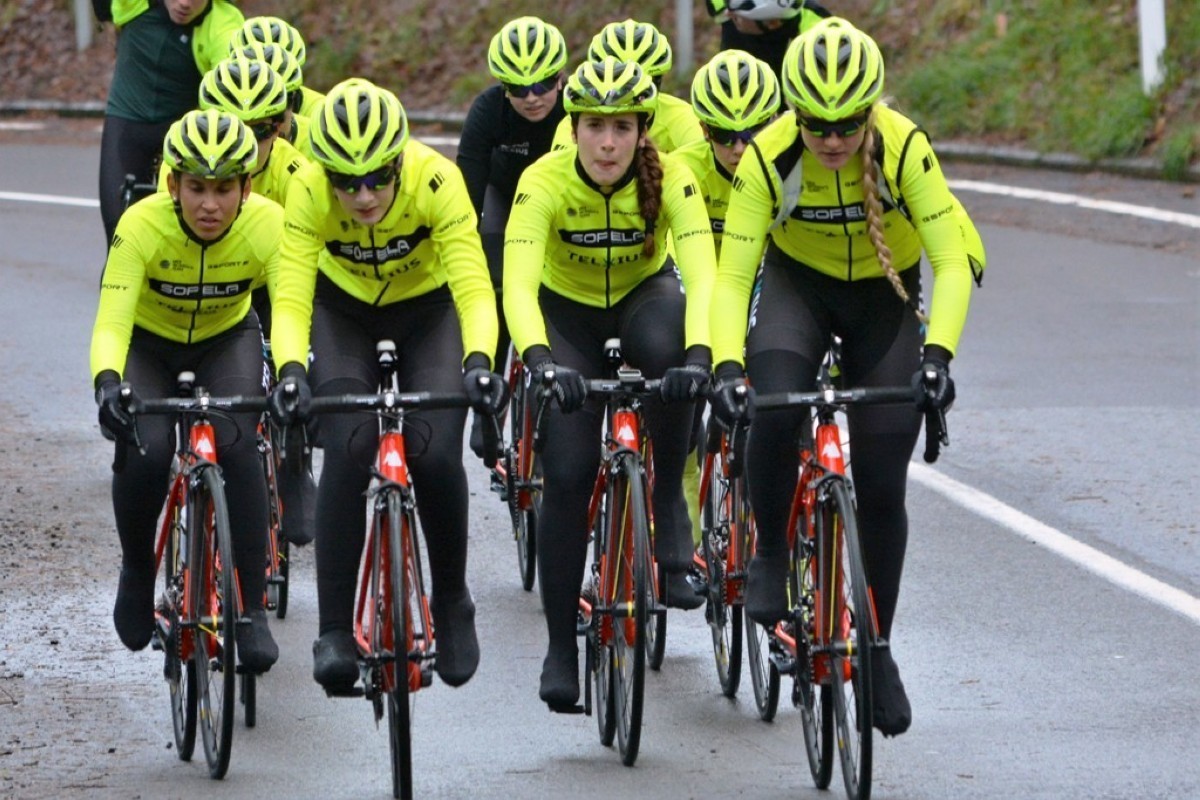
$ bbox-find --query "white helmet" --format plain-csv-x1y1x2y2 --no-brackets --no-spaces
726,0,806,21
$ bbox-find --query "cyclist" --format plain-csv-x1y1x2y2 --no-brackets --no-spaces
702,0,831,81
504,57,717,711
550,19,704,154
671,49,781,554
98,0,244,246
457,15,568,454
233,41,316,157
156,53,307,206
230,15,325,118
90,109,282,673
266,79,504,692
708,18,973,737
167,52,317,546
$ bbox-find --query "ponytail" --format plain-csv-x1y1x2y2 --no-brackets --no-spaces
860,112,928,325
635,138,663,258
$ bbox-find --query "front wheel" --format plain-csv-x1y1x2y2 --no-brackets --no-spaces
794,529,833,789
160,485,196,759
611,455,650,766
190,465,236,779
702,437,742,697
383,491,413,800
822,477,873,800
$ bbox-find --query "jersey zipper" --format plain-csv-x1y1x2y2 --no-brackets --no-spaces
369,224,390,305
835,170,854,281
188,243,206,344
604,194,614,309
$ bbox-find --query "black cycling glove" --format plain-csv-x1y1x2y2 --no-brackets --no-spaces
708,361,755,428
912,345,956,412
660,345,712,403
269,362,312,427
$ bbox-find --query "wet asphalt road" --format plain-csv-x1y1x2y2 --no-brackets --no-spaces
0,131,1197,799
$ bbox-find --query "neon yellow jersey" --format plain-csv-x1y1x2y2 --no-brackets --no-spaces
297,86,325,120
669,137,736,259
711,105,973,364
271,139,497,371
91,191,282,380
503,147,716,355
552,94,705,154
157,136,308,207
290,112,313,159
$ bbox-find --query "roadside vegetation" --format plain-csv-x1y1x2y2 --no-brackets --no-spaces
2,0,1197,177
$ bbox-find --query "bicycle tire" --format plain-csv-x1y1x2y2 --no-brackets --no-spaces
384,490,414,800
190,464,236,779
702,437,742,697
508,377,540,592
591,491,616,747
739,475,779,720
161,483,197,760
646,564,666,672
240,673,256,728
612,454,649,766
820,476,873,800
794,521,833,789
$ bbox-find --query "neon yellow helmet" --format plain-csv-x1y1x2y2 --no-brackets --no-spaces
162,109,257,179
588,19,672,78
199,55,288,121
563,57,658,117
309,78,409,175
782,17,884,120
232,16,307,67
234,41,303,94
487,16,567,85
691,49,780,130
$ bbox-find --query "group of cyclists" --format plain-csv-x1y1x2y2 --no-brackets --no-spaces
90,0,976,760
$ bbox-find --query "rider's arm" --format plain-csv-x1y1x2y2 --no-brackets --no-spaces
898,131,973,357
270,163,325,374
661,154,717,351
419,151,499,368
502,161,557,357
710,143,776,367
456,88,503,214
90,206,154,381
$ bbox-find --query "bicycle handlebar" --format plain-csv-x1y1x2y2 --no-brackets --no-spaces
755,385,949,465
308,391,474,414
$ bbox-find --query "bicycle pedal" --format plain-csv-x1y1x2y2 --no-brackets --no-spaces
489,472,508,500
769,651,797,675
323,684,365,698
546,701,585,715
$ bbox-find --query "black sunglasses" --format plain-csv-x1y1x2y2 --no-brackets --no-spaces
502,75,559,99
326,163,398,194
798,113,870,139
247,115,284,141
708,122,768,148
289,91,304,114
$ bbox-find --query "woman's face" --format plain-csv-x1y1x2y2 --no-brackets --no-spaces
163,0,208,25
505,75,561,123
573,112,643,187
329,160,399,226
169,173,249,240
797,112,869,172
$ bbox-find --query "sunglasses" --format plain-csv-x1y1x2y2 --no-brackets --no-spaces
798,114,869,139
326,163,398,194
247,116,283,140
289,91,304,114
708,122,768,147
502,75,559,99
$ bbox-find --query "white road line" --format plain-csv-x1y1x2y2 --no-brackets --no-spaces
911,463,1200,625
0,190,98,208
0,121,46,131
948,178,1200,229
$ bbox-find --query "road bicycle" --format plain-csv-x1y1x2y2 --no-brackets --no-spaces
121,374,269,779
753,373,947,800
308,340,494,800
696,410,763,702
489,347,546,592
574,343,666,767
